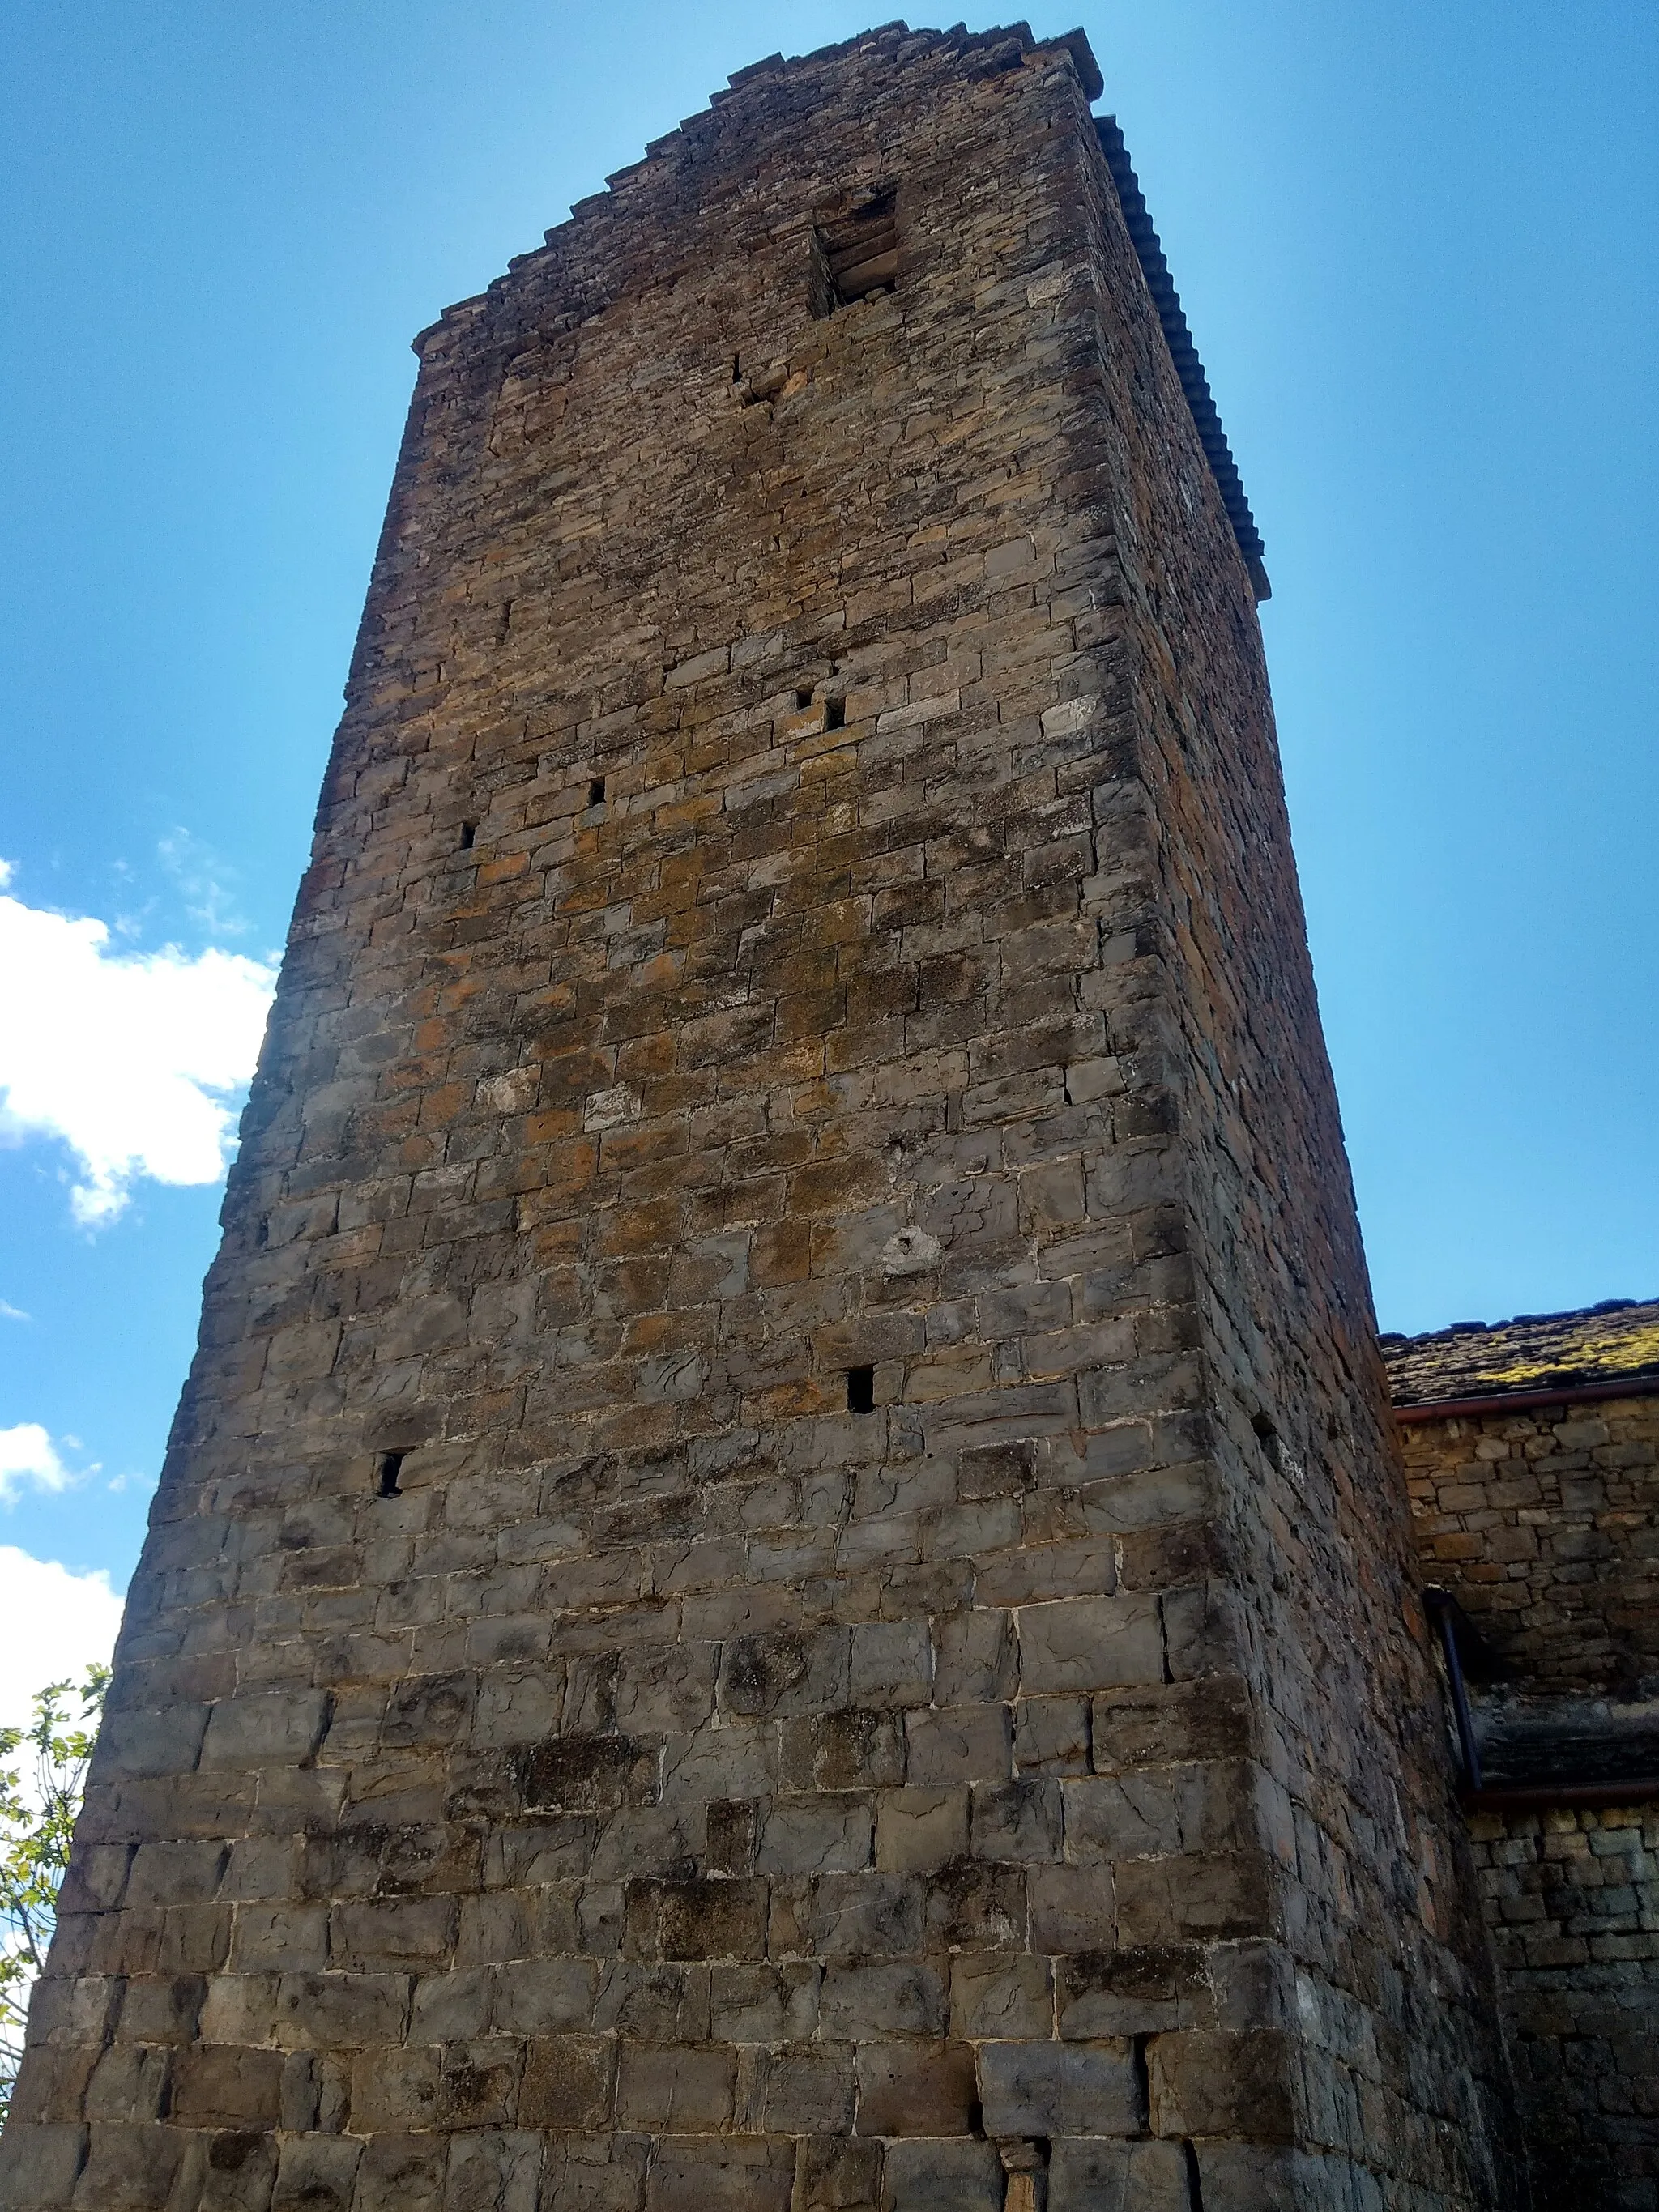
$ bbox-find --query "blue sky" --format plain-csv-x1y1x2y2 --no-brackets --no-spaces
2,0,1655,1647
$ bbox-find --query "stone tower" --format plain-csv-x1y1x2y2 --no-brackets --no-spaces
2,23,1525,2212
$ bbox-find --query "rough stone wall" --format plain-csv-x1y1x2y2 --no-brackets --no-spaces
1469,1805,1659,2210
1068,96,1520,2212
1,24,1518,2212
1404,1396,1659,2205
1403,1396,1659,1694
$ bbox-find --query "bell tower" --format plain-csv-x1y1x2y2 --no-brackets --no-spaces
2,24,1523,2210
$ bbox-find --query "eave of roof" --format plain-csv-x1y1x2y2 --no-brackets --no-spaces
1095,114,1270,603
1383,1297,1659,1413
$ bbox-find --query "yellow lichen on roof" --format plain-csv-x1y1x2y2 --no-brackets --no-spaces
1381,1298,1659,1407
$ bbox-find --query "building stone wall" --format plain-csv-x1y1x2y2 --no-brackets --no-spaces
2,24,1522,2212
1402,1393,1659,1694
1397,1377,1659,2206
1469,1805,1659,2210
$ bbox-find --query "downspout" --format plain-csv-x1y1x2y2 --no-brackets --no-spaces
1424,1587,1482,1792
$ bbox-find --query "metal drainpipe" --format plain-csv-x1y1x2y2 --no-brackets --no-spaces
1424,1588,1482,1792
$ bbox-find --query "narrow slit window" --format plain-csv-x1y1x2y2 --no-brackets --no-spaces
589,777,606,808
375,1451,405,1498
795,686,814,710
810,185,899,317
825,698,846,731
846,1366,876,1414
459,821,476,850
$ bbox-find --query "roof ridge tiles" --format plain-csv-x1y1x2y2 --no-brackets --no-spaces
1095,113,1269,599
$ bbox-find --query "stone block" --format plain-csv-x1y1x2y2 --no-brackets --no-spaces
949,1951,1055,2040
443,2129,542,2212
519,2035,615,2129
879,2140,1002,2212
170,2044,284,2127
124,1840,227,1909
643,2137,794,2212
821,1961,948,2040
749,2042,857,2134
1018,1596,1164,1694
1056,1946,1208,2038
906,1704,1013,1785
83,2042,173,2124
92,1706,209,1780
1090,1675,1252,1771
354,2134,448,2212
489,1954,594,2035
854,2039,977,2136
1015,1694,1092,1775
1148,2027,1295,2142
198,2128,284,2212
1047,2138,1191,2212
1114,1852,1271,1947
412,1967,493,2041
654,1877,768,1961
875,1787,969,1872
792,2137,884,2212
807,1873,926,1959
522,1733,658,1813
932,1611,1016,1705
271,1971,412,2050
719,1629,849,1719
1029,1865,1117,1954
978,2035,1141,2137
348,2041,441,2129
0,2125,84,2211
972,1777,1064,1861
328,1895,457,1971
539,2134,651,2212
851,1620,935,1707
201,1693,329,1767
924,1859,1026,1951
270,2134,363,2212
616,2039,736,2129
710,1965,820,2051
228,1903,329,1974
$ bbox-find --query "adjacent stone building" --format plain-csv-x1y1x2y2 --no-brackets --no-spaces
1387,1301,1659,2210
4,17,1609,2210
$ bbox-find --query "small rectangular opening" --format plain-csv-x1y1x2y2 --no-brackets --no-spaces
588,777,606,808
825,698,846,731
811,185,899,317
375,1451,405,1498
846,1366,875,1415
1251,1412,1282,1473
458,821,476,850
795,687,813,711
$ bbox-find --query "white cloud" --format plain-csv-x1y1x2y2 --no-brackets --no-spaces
0,1426,73,1504
157,826,250,939
0,863,277,1225
0,1549,124,1736
0,1302,28,1323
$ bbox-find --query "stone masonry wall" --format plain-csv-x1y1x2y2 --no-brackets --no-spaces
2,25,1518,2212
1469,1805,1659,2210
1403,1395,1659,1694
1065,100,1520,2206
1405,1395,1659,2206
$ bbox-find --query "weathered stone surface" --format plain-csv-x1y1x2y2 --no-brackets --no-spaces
1391,1325,1659,2200
0,19,1525,2210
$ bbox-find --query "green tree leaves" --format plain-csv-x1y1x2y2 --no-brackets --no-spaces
0,1669,108,2122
